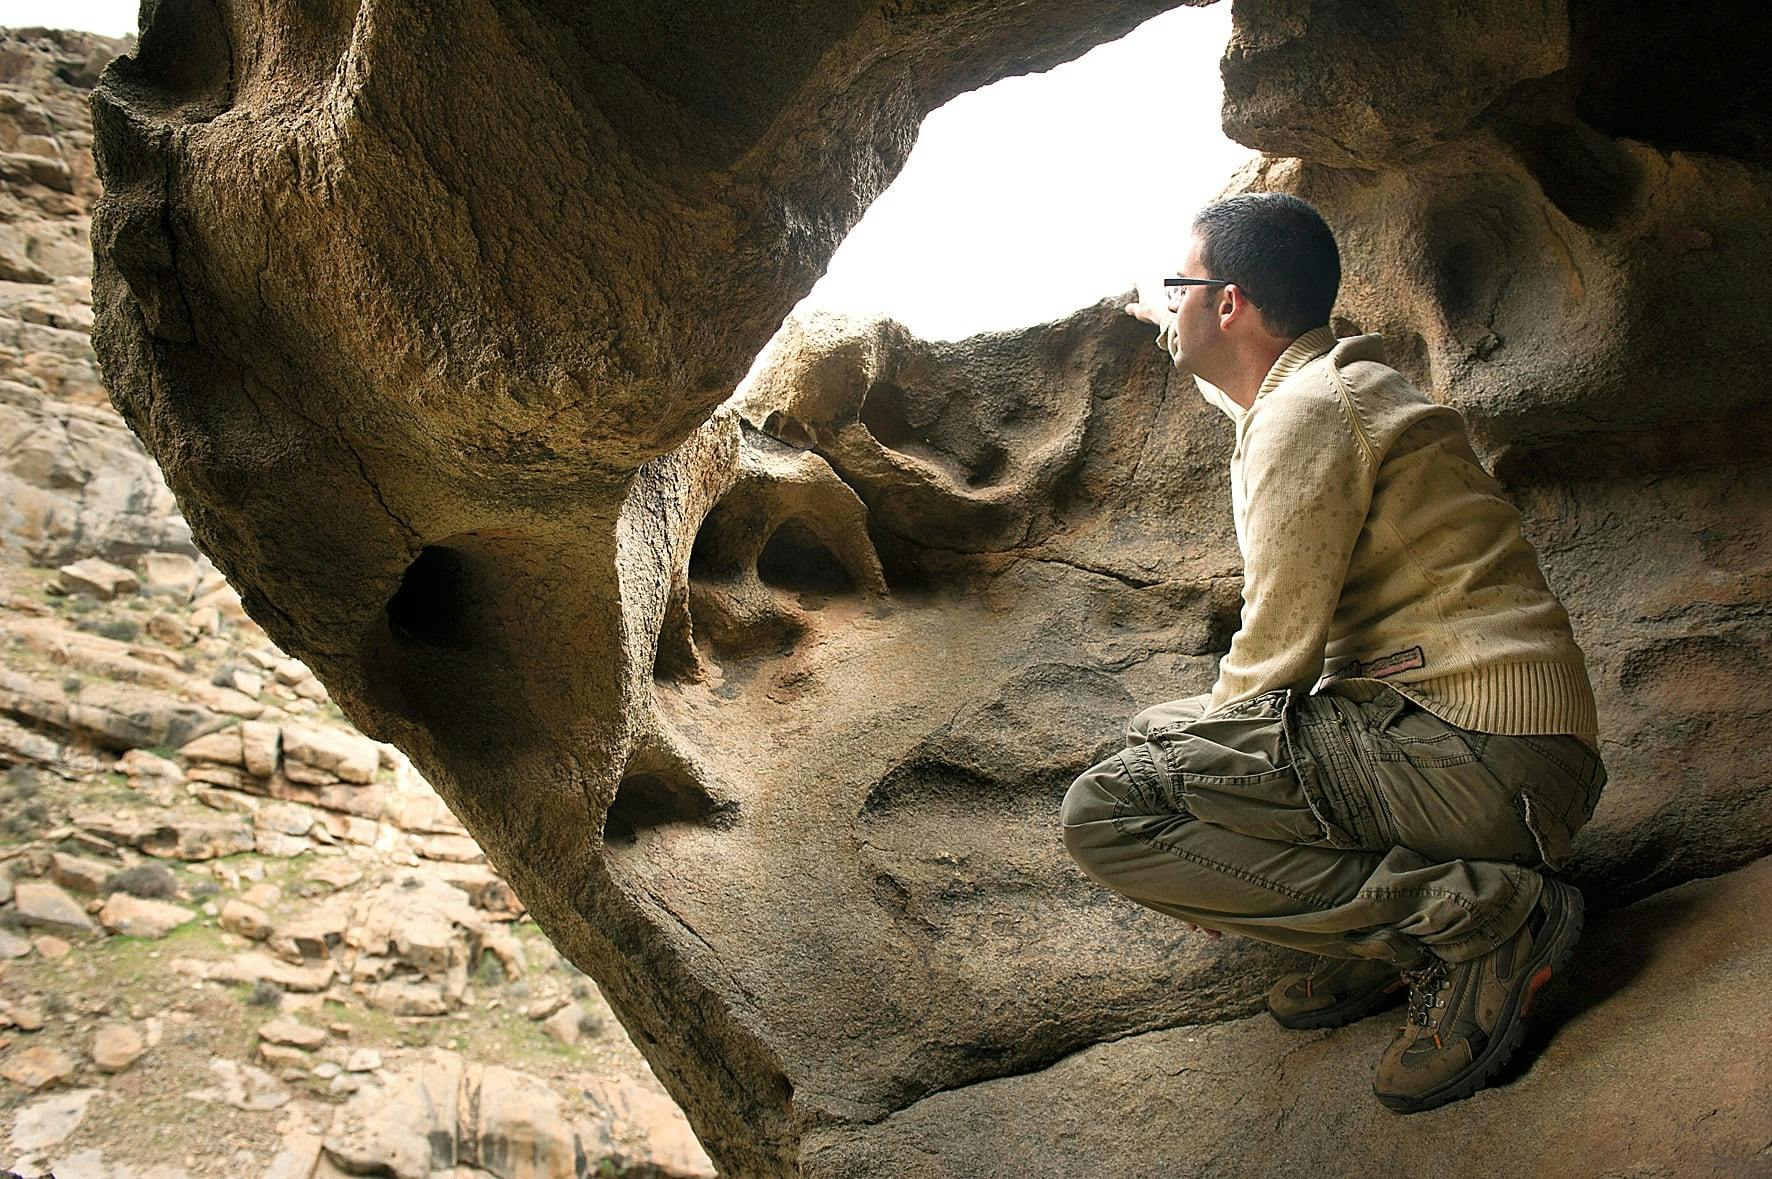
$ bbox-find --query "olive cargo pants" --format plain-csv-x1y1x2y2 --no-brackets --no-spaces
1060,680,1606,966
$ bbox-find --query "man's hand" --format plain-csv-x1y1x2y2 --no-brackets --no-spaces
1124,300,1165,326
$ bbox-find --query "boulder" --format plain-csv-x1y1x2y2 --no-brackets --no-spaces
239,720,281,777
117,747,182,785
98,893,194,938
179,728,244,767
257,1018,327,1051
89,1023,144,1072
56,556,138,599
281,723,378,785
48,851,112,894
13,880,94,935
0,1045,74,1090
0,929,31,959
186,1056,289,1112
10,1088,100,1153
208,952,335,992
541,1003,584,1047
219,899,272,940
140,552,201,599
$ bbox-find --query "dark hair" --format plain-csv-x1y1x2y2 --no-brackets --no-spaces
1191,193,1341,339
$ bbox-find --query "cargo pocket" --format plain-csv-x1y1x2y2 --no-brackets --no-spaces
1169,766,1330,846
1515,787,1575,871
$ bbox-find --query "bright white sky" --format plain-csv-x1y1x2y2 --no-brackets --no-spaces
7,1,1250,340
3,0,137,37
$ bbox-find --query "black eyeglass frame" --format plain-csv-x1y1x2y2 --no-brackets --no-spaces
1163,275,1261,310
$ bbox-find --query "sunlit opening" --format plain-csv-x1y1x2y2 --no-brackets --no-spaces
796,4,1255,341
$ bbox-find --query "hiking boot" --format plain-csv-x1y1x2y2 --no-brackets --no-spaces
1372,878,1584,1113
1267,955,1408,1030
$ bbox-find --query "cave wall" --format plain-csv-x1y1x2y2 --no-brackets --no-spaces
88,0,1771,1174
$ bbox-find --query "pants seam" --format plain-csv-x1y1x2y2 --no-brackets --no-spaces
1107,808,1344,909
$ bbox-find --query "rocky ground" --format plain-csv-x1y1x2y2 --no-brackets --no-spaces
0,27,713,1179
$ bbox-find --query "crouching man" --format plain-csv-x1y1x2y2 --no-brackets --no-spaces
1061,194,1605,1113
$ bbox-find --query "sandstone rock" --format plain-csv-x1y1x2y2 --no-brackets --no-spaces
83,1,1772,1172
581,1075,717,1179
99,893,194,938
1,1044,73,1089
117,747,182,785
258,1042,310,1069
145,610,194,646
267,899,349,964
0,874,10,905
281,724,378,785
240,719,281,776
81,811,253,861
49,851,112,894
5,997,47,1030
14,880,94,935
31,937,68,963
255,802,313,838
219,900,271,940
187,1056,289,1111
188,604,222,635
409,833,484,864
265,1129,323,1179
254,830,312,858
345,1047,380,1072
479,927,525,981
322,1052,595,1179
241,881,282,909
365,980,447,1017
280,758,340,787
258,1018,326,1050
89,1022,144,1072
57,556,138,599
10,1087,99,1153
140,552,201,600
541,1003,584,1047
193,785,259,814
180,728,244,766
0,929,31,959
0,668,229,751
209,952,336,993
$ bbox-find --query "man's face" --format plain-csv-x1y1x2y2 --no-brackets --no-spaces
1166,231,1220,378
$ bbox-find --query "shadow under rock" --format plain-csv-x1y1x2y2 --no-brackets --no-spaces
1489,884,1710,1088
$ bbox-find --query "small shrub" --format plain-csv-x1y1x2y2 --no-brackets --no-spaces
96,618,140,642
576,1009,604,1039
60,675,83,695
102,863,179,900
43,992,70,1015
245,981,283,1008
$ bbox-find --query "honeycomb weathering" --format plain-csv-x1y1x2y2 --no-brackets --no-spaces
90,1,1772,1173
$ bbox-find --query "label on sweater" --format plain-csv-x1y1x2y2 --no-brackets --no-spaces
1325,645,1425,682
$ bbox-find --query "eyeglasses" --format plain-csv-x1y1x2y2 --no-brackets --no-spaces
1163,276,1253,311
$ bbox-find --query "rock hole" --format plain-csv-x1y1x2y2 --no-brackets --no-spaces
859,382,916,451
603,771,716,845
386,545,475,649
756,517,852,594
760,411,814,449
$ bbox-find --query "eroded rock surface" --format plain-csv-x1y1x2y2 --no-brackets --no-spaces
84,2,1772,1176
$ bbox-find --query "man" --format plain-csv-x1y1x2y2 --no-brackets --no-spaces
1060,193,1605,1113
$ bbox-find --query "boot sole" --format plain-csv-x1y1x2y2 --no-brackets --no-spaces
1374,880,1585,1114
1269,975,1408,1030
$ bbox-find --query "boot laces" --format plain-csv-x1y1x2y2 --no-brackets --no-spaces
1402,961,1450,1028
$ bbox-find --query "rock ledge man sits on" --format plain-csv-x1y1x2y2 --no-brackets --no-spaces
1061,193,1605,1113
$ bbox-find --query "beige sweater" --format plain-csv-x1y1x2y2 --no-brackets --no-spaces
1157,321,1599,739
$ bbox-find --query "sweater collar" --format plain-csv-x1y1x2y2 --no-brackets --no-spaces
1255,325,1339,402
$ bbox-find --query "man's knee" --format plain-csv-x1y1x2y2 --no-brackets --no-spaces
1061,751,1147,883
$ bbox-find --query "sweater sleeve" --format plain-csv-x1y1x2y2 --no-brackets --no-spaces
1207,377,1379,714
